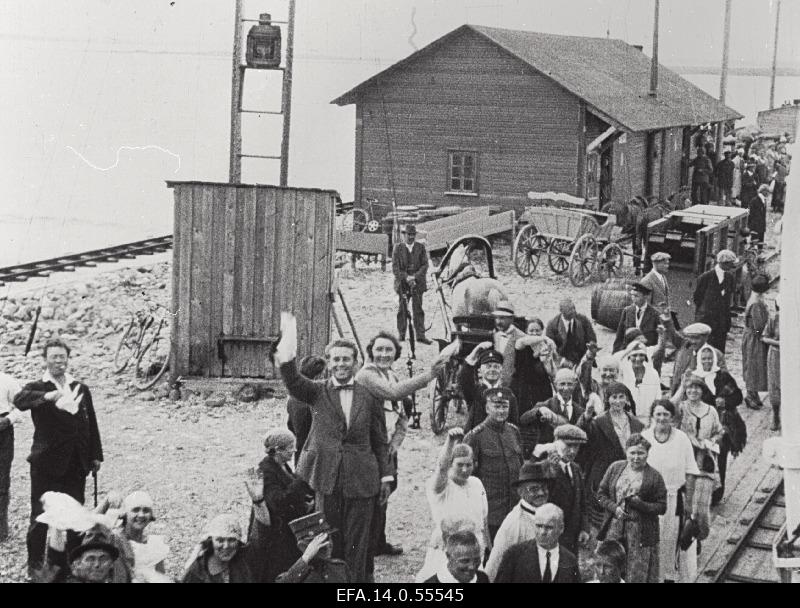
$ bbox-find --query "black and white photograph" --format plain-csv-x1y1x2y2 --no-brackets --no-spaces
0,0,798,585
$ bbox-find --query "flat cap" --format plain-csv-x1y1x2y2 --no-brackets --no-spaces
716,249,738,264
492,301,515,316
554,368,578,383
650,251,671,262
478,349,504,366
629,281,652,294
402,223,417,235
683,322,712,336
554,424,588,444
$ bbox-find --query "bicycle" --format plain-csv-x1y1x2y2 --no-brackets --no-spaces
113,304,171,390
340,198,393,233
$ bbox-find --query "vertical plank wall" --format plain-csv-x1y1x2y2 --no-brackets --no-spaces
169,182,336,379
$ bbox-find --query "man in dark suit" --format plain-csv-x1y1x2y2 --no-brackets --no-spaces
494,503,580,583
520,368,582,448
424,530,489,583
692,249,737,353
276,313,392,583
14,338,103,571
747,184,769,246
547,425,589,556
690,146,713,204
613,282,659,353
546,299,597,367
715,150,735,205
392,224,431,344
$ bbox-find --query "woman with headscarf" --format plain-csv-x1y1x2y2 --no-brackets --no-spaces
417,427,489,582
692,344,745,505
578,382,644,530
247,428,313,582
762,297,781,431
741,274,771,410
618,342,662,419
641,399,700,583
182,514,256,583
111,491,171,583
597,433,667,583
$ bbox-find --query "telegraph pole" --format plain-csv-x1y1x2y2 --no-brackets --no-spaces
648,0,659,97
769,0,781,110
716,0,732,163
229,0,244,183
279,0,295,186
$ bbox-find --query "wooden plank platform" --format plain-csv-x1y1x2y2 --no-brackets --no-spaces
335,230,390,256
423,210,516,253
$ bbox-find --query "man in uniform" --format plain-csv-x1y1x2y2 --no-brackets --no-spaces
484,461,556,581
669,322,727,395
459,342,516,431
612,282,659,353
464,387,523,542
693,249,737,353
491,301,525,387
493,503,580,583
391,224,431,344
277,512,350,583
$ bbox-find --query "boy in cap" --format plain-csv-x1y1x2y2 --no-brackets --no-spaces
459,342,518,431
491,301,525,387
464,387,523,542
277,512,350,583
612,282,660,353
391,224,431,344
693,250,737,353
484,461,556,581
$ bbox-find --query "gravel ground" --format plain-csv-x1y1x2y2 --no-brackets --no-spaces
0,218,781,583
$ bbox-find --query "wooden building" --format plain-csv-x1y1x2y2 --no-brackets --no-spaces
167,181,336,381
332,25,742,212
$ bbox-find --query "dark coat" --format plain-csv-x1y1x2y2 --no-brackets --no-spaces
464,420,523,528
548,461,589,555
279,362,390,499
249,457,313,582
715,158,735,189
740,170,758,205
597,461,667,547
545,314,597,366
613,304,660,353
391,241,428,293
670,341,727,394
747,195,767,236
521,395,584,446
459,361,518,432
693,268,735,336
424,571,490,583
494,541,580,583
510,348,553,455
286,396,312,461
181,543,257,583
691,155,713,184
14,379,102,477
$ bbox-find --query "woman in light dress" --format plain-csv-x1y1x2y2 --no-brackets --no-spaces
416,427,489,582
641,399,700,583
618,342,662,419
112,491,171,582
762,298,781,431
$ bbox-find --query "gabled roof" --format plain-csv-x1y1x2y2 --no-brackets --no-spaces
331,24,742,132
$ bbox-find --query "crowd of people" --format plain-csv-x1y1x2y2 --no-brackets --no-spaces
0,219,781,584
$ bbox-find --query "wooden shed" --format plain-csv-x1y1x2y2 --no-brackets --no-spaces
332,25,742,213
167,181,337,381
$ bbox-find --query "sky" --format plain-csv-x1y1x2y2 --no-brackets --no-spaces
0,0,798,261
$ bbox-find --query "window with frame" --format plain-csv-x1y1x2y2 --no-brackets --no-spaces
448,151,478,193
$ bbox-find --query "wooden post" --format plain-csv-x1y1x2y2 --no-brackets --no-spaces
279,0,296,186
769,0,782,110
716,0,732,163
229,0,244,184
648,0,659,97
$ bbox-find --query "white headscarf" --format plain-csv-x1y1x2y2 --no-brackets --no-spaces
619,344,661,416
693,344,719,394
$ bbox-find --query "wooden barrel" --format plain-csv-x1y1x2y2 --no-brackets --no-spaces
591,279,631,330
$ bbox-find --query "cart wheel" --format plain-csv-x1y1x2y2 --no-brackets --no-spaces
513,224,544,277
113,317,138,373
547,239,570,274
429,370,452,435
568,234,599,287
342,209,368,232
365,219,381,233
598,242,624,280
133,319,170,391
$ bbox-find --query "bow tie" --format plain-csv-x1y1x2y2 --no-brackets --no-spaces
333,383,354,391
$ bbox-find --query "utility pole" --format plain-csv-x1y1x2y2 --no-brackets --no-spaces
770,0,782,110
716,0,732,163
648,0,659,97
229,0,244,183
279,0,296,186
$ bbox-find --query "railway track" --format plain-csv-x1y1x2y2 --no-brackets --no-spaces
0,235,172,287
710,480,786,583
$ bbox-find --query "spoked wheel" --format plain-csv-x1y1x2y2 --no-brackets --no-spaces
133,319,170,391
365,219,381,233
341,209,369,232
429,366,460,435
568,234,599,287
513,225,548,277
547,239,571,274
598,242,624,280
113,317,138,373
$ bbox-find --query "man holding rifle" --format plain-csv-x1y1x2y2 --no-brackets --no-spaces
392,224,431,345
